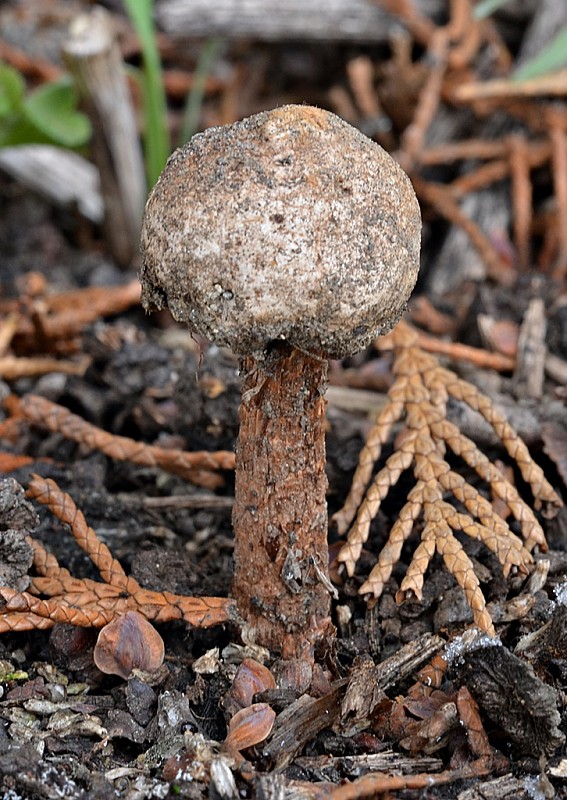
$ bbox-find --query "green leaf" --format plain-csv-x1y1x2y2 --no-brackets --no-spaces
23,78,91,148
514,25,567,81
0,116,50,147
0,64,25,117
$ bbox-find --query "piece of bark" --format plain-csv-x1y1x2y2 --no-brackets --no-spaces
515,602,567,683
0,479,37,594
453,644,564,756
0,145,103,223
155,0,445,43
513,297,547,400
340,634,445,735
261,681,346,770
0,530,33,593
0,478,39,534
457,774,530,800
294,750,443,779
63,6,146,267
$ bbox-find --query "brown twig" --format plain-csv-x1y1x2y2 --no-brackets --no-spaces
445,0,481,71
328,761,492,800
449,160,509,197
399,30,449,170
453,68,567,101
546,106,567,280
413,178,516,286
0,39,63,83
404,326,516,371
12,394,235,489
372,0,436,47
0,356,90,381
0,314,20,357
508,133,533,271
13,280,141,353
420,139,508,165
0,475,237,632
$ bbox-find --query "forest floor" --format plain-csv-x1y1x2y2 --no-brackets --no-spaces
0,0,567,798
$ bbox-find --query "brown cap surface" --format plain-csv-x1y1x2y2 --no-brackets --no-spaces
140,104,421,359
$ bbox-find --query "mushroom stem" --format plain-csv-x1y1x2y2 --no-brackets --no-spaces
232,343,332,660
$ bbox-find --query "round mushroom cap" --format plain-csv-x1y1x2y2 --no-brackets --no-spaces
140,104,421,359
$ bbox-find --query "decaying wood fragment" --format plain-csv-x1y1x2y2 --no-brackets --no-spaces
262,681,347,770
340,633,444,735
512,297,547,400
452,642,565,756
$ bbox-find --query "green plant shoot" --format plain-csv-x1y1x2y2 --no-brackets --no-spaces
513,26,567,81
473,0,567,81
122,0,169,188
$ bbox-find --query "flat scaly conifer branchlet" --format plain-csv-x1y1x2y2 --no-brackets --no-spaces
334,320,563,635
0,475,236,633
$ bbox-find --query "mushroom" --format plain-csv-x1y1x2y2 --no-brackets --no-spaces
140,105,421,661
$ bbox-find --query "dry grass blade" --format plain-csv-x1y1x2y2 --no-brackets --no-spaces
0,475,237,633
334,320,563,634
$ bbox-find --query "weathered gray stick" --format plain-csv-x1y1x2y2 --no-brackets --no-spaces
63,6,146,267
156,0,444,43
0,146,103,224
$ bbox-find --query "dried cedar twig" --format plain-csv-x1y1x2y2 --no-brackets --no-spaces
26,476,139,592
453,69,567,101
334,320,562,635
11,394,235,489
546,105,567,280
409,326,515,371
9,280,141,354
0,355,90,380
327,761,492,800
413,178,516,286
508,133,533,272
0,475,237,632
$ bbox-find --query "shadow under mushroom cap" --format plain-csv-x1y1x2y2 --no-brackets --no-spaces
140,104,421,360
